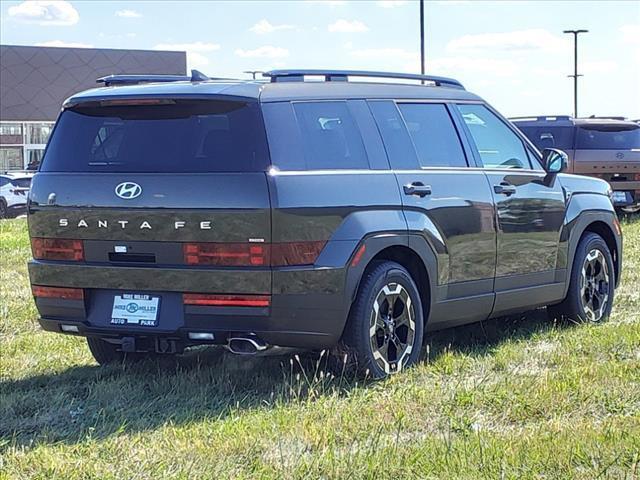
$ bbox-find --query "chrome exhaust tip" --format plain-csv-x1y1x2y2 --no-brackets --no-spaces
226,334,268,355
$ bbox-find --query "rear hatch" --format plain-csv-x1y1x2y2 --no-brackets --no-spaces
572,122,640,177
28,97,273,305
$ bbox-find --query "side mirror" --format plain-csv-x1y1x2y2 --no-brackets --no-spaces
541,148,568,174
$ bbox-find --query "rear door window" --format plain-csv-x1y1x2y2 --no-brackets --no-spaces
458,104,532,169
369,101,419,169
41,99,270,173
396,103,467,168
292,101,369,170
576,125,640,150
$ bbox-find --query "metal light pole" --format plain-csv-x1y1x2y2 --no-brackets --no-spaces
420,0,425,83
563,29,588,118
243,70,263,80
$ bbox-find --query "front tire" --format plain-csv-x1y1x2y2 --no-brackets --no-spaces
548,232,615,323
340,261,424,379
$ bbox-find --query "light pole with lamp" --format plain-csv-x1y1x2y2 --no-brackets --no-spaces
563,29,589,118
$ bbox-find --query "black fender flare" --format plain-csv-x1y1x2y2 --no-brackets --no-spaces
342,232,438,326
562,209,621,297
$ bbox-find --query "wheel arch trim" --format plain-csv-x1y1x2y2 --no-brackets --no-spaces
562,210,622,297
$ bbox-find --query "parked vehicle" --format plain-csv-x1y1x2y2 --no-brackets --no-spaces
27,70,622,378
512,115,640,213
0,171,33,218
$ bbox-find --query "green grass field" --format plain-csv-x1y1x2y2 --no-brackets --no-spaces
1,217,639,479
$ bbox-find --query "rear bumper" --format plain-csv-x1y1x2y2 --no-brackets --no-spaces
29,261,349,350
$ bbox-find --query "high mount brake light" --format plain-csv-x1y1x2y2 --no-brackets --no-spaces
183,241,326,267
183,294,270,307
99,98,176,107
31,238,84,261
32,285,84,300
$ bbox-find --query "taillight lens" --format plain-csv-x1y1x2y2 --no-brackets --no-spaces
183,242,269,266
183,241,326,267
32,285,84,300
31,238,84,261
183,293,270,307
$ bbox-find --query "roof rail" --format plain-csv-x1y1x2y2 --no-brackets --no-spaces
510,115,573,122
97,69,210,87
263,69,465,89
585,115,628,121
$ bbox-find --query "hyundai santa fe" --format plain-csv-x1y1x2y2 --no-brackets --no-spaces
27,69,622,378
512,115,640,213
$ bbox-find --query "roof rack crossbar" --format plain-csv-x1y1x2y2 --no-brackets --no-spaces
263,69,464,89
97,69,210,87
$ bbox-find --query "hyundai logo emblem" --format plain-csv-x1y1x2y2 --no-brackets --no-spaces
616,152,624,160
115,182,142,200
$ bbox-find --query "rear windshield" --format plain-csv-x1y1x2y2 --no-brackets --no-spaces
41,99,270,173
11,178,31,188
516,126,575,151
576,124,640,150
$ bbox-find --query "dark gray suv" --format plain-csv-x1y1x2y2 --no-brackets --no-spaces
27,69,622,378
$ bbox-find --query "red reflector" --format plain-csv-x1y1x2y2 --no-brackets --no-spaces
183,242,269,266
32,285,84,300
31,238,84,261
351,244,366,267
270,241,326,266
183,294,270,307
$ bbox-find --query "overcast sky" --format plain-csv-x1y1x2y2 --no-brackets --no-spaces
1,0,639,118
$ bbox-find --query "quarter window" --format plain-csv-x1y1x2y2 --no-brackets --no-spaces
292,102,369,170
458,104,531,169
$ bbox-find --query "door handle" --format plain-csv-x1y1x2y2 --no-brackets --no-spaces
494,182,517,196
403,182,432,197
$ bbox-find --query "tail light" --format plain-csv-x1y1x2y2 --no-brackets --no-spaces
183,293,270,307
32,285,84,300
270,241,326,266
183,241,325,267
183,242,268,266
31,238,84,261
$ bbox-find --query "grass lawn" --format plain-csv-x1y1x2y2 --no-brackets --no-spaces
1,216,639,479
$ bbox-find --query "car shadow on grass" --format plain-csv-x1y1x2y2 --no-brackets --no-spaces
1,307,570,449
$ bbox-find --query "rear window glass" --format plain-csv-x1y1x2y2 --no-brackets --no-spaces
517,126,575,151
292,101,369,170
10,178,31,188
397,103,467,168
576,125,640,150
369,101,419,170
41,100,269,173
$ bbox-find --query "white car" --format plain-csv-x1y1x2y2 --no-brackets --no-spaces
0,172,34,219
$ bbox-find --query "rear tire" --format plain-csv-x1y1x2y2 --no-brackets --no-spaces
548,232,615,324
0,199,8,219
339,261,424,379
86,337,148,365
